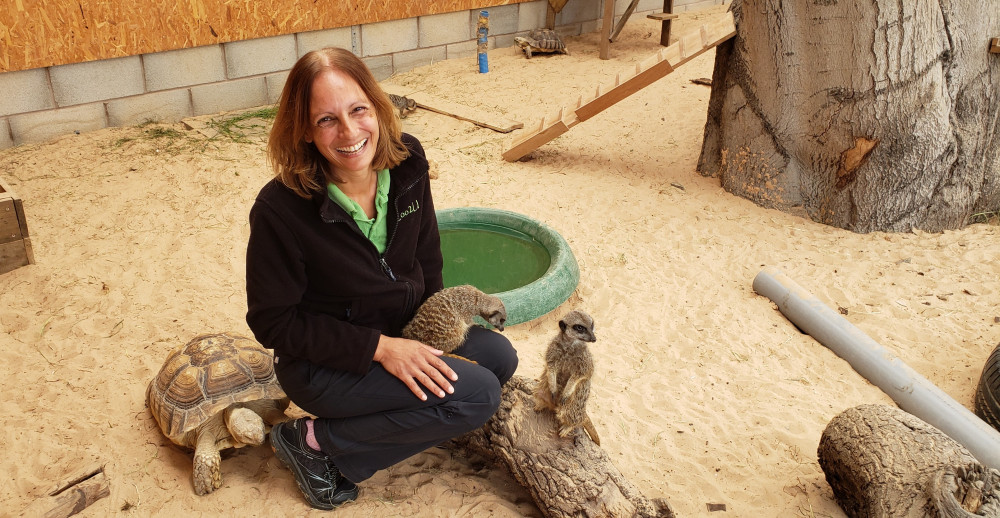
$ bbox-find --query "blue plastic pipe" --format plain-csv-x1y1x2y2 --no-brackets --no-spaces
753,266,1000,470
477,11,489,73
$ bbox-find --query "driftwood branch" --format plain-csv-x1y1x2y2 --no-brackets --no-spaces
818,404,1000,517
21,463,110,518
454,375,673,518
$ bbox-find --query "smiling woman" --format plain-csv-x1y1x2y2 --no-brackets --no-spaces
245,46,519,511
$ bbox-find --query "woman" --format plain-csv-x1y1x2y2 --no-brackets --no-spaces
245,47,518,510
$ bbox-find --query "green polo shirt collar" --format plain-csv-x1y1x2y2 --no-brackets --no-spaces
326,169,390,253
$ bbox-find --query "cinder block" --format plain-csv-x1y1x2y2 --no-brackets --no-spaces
446,39,491,61
298,26,356,55
106,89,193,127
0,119,13,150
637,0,663,12
265,71,290,105
144,45,226,91
517,1,548,32
493,34,518,51
579,19,601,35
190,77,268,116
393,47,447,75
362,55,393,81
50,56,143,107
419,11,472,48
362,19,418,56
9,103,107,146
677,0,725,11
225,35,297,79
556,0,601,25
477,4,519,36
0,68,54,117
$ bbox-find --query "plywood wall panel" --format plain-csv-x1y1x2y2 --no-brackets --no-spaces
1,0,525,73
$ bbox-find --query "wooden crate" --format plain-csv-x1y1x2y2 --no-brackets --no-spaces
0,178,34,274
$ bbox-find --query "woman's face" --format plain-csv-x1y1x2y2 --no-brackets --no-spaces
305,68,380,180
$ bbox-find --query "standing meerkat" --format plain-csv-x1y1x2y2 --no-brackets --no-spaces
533,310,600,445
402,285,506,355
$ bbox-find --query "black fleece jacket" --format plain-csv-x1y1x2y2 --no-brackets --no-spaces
245,134,443,375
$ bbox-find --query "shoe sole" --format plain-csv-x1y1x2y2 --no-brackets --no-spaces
270,424,359,510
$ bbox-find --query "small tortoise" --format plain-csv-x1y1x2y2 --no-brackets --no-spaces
514,29,569,59
147,333,289,495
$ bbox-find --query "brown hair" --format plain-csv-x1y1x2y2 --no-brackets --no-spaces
267,47,408,198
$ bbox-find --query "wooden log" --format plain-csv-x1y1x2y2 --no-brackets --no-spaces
817,404,1000,517
453,375,674,518
21,463,111,518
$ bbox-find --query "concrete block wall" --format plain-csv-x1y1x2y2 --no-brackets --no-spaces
0,0,726,150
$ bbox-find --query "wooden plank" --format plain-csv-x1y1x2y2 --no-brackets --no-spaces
647,13,679,21
382,87,523,133
0,240,30,275
502,11,736,162
502,109,577,161
575,53,674,122
0,199,22,245
991,37,1000,54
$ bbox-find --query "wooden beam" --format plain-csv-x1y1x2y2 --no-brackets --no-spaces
610,0,642,43
599,0,615,60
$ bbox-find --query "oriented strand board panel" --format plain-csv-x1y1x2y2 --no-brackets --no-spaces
0,0,528,73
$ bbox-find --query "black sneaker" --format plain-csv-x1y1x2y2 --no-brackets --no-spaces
270,419,359,510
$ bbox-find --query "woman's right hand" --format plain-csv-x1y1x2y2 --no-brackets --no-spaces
373,335,458,401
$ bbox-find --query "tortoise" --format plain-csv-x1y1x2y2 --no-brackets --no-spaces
514,29,569,59
147,332,290,495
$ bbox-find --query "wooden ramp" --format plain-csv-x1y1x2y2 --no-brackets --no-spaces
502,11,736,162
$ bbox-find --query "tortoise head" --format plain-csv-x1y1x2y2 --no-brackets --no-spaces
514,36,533,49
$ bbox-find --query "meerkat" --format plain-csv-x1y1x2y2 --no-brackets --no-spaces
533,310,600,445
402,285,506,357
387,93,417,119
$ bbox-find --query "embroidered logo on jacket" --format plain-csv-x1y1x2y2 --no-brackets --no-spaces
398,200,420,221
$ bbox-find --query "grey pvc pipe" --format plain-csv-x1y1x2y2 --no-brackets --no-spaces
753,266,1000,470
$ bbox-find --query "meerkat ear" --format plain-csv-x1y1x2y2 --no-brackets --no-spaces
558,320,567,332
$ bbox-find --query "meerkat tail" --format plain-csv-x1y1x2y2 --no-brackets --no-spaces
582,414,601,446
443,352,478,364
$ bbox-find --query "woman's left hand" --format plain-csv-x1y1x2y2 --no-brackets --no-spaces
373,335,458,401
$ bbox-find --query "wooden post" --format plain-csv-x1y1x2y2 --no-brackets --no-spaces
651,0,676,46
600,0,615,59
991,37,999,53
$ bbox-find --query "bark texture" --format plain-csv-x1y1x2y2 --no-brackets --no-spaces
698,0,1000,232
818,404,1000,517
453,375,674,518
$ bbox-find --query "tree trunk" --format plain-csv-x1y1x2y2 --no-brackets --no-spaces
453,375,674,518
697,0,1000,233
817,404,1000,517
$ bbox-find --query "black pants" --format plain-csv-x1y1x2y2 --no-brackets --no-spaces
274,326,518,483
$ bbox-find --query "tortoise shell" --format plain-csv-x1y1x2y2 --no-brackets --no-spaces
147,333,285,446
527,29,566,52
